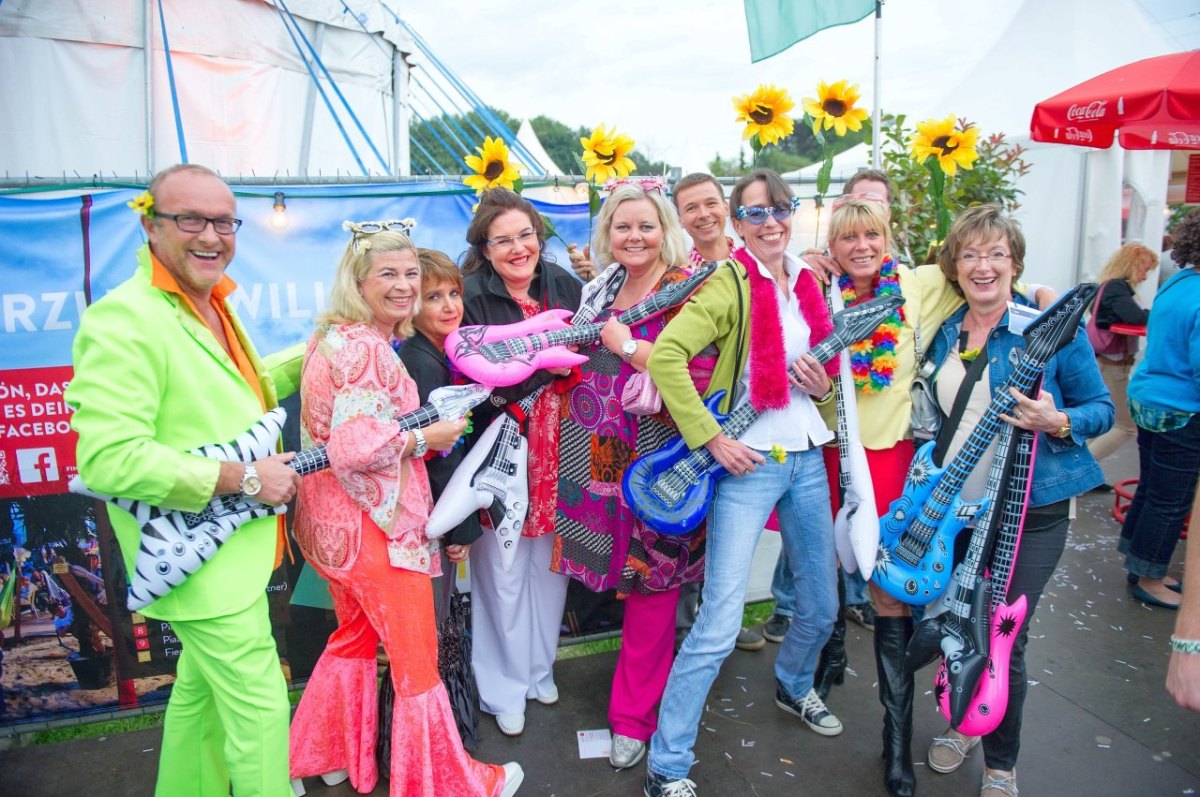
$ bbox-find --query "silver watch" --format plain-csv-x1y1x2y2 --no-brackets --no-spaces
240,464,263,497
412,429,428,458
620,338,639,361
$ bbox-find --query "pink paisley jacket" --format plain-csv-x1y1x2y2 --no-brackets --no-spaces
294,323,439,576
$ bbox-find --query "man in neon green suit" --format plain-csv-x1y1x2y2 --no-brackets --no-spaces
66,164,302,796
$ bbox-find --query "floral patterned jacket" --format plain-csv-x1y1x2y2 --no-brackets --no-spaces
293,323,439,575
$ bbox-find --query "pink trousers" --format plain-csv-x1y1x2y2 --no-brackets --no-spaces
608,587,682,741
290,515,504,797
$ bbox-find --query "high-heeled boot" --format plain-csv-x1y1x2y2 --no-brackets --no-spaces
813,568,848,700
875,615,916,797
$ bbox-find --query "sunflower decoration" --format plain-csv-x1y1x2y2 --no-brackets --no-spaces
463,136,522,194
732,83,796,150
127,190,155,217
803,80,869,138
910,116,980,176
579,124,636,185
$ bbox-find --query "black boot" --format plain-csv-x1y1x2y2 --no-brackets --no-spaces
813,568,848,700
875,615,916,797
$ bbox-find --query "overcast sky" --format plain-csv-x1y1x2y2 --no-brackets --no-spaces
395,0,1199,174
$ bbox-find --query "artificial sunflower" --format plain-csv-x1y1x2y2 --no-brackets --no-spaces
463,136,521,194
579,125,636,184
910,116,980,176
802,79,870,137
732,83,795,147
127,190,155,217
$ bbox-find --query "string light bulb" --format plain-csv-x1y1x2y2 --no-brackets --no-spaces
270,191,289,230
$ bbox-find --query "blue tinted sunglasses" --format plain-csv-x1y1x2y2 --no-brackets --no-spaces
735,196,802,225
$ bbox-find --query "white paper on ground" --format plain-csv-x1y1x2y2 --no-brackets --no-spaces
577,728,612,759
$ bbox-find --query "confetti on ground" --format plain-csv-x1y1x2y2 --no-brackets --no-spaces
785,771,795,777
741,739,755,747
780,758,793,765
760,772,773,777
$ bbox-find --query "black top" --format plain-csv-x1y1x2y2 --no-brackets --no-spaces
461,258,583,429
1094,278,1149,328
397,331,482,547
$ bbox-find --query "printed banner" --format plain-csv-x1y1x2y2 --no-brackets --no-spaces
0,366,77,498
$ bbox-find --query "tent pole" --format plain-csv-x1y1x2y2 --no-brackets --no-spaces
298,22,324,177
871,1,882,170
144,0,154,175
394,50,411,177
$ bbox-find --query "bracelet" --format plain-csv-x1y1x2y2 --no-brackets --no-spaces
1170,635,1200,654
814,387,835,403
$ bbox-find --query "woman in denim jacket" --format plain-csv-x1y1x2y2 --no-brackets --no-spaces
919,206,1113,797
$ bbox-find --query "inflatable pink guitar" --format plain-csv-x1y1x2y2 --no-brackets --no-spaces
447,259,719,387
932,420,1036,735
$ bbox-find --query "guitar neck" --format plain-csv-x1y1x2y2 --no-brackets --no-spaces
286,399,442,479
987,429,1036,610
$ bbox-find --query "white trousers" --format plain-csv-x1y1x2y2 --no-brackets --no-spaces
470,531,568,716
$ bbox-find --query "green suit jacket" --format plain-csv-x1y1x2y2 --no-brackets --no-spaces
66,244,300,621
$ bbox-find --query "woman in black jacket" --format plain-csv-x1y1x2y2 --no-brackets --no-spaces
1088,242,1156,462
459,189,582,737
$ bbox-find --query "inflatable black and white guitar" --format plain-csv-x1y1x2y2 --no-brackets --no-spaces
71,383,491,610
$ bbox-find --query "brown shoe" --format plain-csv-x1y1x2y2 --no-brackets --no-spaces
980,768,1018,796
928,729,980,773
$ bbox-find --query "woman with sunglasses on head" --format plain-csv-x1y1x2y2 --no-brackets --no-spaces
288,223,522,797
460,189,583,738
550,178,711,772
642,169,841,797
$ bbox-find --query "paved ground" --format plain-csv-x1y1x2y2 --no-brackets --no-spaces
6,451,1200,796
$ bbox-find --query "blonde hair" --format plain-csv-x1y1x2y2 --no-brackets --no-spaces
317,229,419,337
826,198,891,253
592,185,688,268
1098,242,1158,285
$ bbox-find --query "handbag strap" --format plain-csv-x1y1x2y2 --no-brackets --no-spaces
932,329,990,466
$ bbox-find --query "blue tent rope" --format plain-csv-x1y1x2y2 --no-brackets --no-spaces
272,1,370,177
278,0,391,174
156,0,189,164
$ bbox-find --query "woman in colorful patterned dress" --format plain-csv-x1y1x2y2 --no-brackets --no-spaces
551,179,710,771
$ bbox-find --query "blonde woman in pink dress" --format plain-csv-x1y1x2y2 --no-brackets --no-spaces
288,223,522,797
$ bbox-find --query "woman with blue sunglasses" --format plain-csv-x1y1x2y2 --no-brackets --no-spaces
641,168,841,797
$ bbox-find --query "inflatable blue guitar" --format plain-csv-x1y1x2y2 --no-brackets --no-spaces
623,293,905,536
872,283,1096,605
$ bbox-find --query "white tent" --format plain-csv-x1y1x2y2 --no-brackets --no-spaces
0,0,412,178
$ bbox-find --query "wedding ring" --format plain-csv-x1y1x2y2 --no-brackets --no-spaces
1014,408,1023,419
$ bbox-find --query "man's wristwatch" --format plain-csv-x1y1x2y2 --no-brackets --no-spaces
411,429,428,458
620,338,639,361
240,464,262,497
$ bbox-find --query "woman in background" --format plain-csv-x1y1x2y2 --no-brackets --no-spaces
1087,242,1156,462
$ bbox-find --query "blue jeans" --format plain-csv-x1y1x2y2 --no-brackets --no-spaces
771,545,867,620
1118,416,1200,578
648,448,836,779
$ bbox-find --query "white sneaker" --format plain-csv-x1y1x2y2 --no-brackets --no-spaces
320,770,349,787
500,762,524,797
496,712,526,736
290,778,306,797
535,683,559,705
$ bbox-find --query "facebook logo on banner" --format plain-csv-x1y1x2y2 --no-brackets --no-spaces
17,447,59,483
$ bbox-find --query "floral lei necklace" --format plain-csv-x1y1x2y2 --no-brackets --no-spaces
838,255,904,392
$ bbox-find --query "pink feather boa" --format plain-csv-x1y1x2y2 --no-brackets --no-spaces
732,247,837,412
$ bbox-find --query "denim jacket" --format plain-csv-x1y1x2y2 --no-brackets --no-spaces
928,297,1114,508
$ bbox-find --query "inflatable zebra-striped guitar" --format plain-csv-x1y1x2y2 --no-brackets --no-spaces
71,384,491,611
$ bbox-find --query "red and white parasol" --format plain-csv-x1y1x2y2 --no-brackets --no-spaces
1030,50,1200,150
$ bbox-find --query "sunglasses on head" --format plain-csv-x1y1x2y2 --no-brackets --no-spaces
735,196,801,225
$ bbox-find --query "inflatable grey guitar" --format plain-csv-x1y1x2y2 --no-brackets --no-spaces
70,384,491,611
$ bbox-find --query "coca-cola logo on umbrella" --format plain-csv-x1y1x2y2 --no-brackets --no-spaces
1066,101,1108,121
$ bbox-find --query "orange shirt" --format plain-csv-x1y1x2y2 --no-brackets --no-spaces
149,254,265,410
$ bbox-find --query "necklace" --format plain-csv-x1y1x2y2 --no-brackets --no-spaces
838,256,904,392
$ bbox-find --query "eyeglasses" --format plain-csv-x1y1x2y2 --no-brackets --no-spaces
735,196,801,225
486,229,538,251
957,251,1012,265
158,213,242,235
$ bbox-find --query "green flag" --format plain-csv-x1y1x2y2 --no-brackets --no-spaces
744,0,875,62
